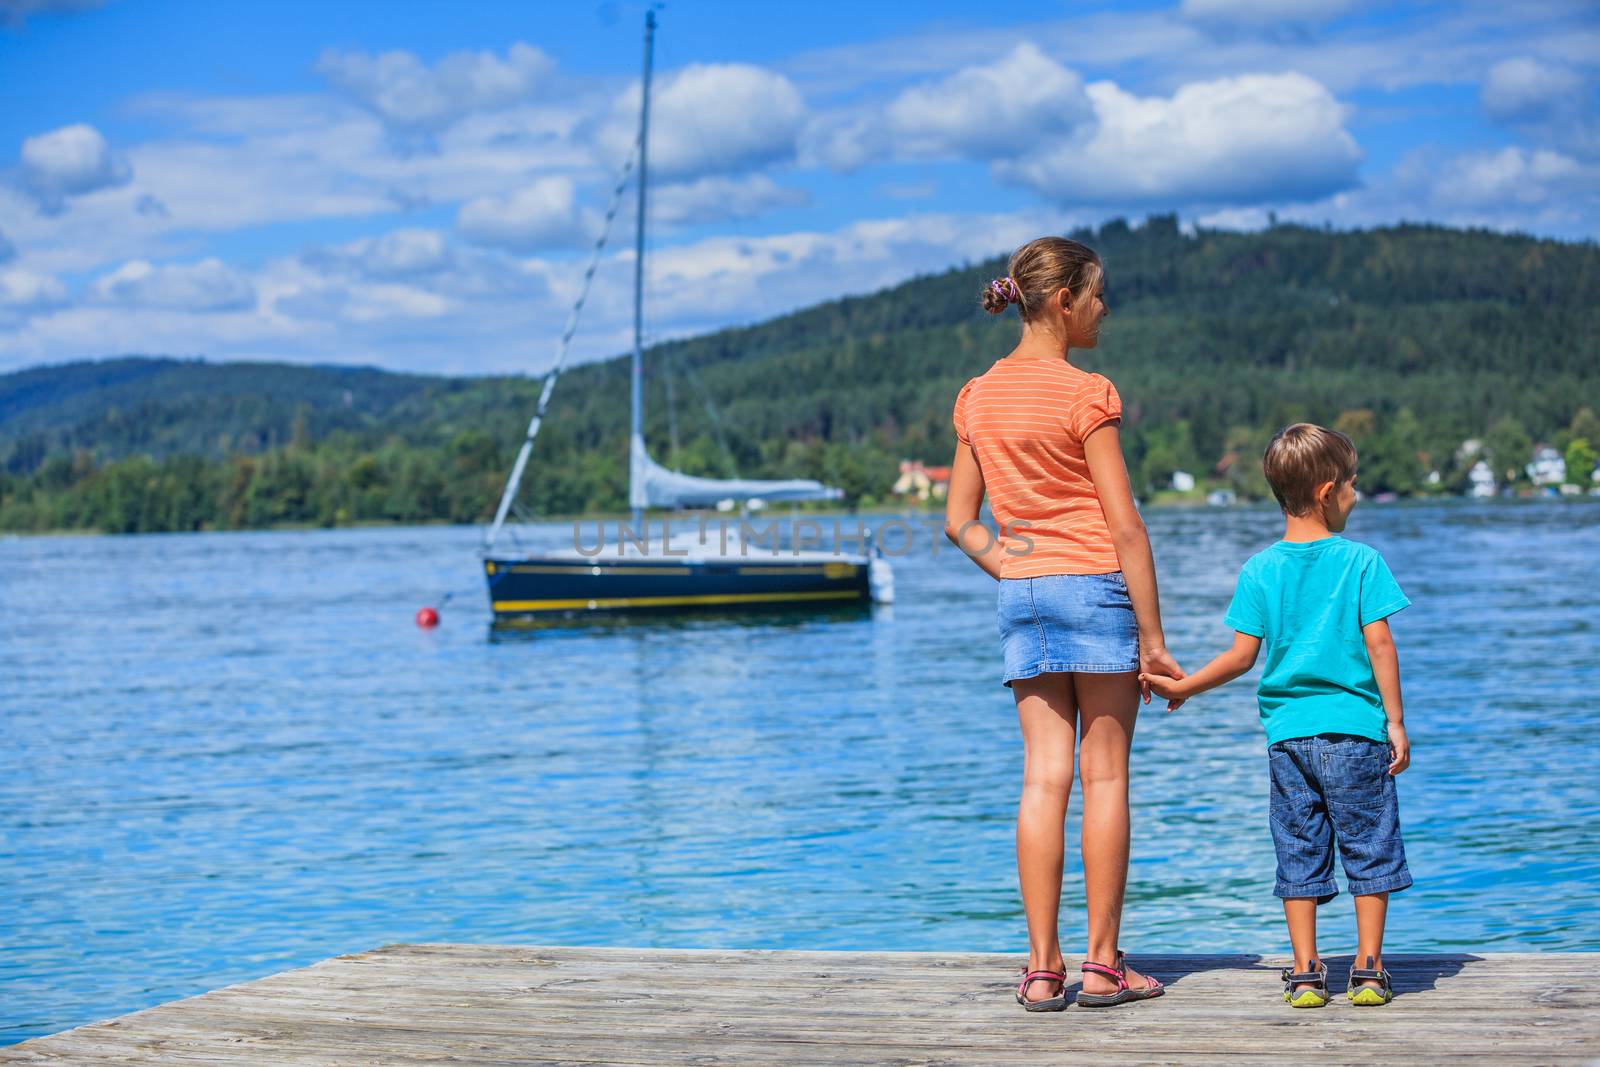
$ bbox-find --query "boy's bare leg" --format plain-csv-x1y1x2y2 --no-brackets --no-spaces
1353,891,1389,986
1012,673,1077,1001
1283,898,1321,991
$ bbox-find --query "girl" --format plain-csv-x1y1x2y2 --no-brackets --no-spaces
944,236,1185,1011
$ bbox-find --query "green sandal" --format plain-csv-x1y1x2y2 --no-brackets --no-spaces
1347,956,1394,1006
1281,958,1329,1008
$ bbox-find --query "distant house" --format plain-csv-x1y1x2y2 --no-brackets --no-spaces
1527,446,1566,486
894,461,951,501
1468,460,1496,498
1170,470,1196,492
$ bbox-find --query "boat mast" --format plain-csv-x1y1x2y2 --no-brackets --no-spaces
630,8,655,530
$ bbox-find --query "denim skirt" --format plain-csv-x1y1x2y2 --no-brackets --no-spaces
997,572,1139,687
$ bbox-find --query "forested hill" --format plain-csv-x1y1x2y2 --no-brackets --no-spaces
0,358,438,465
3,217,1598,533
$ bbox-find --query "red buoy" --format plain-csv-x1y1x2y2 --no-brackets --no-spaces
415,606,440,628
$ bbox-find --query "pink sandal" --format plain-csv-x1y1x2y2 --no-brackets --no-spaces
1077,950,1164,1007
1016,967,1068,1012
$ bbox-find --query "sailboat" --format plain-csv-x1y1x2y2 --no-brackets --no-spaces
480,11,892,622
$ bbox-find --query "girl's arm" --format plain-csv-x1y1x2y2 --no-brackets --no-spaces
1083,421,1185,704
1141,631,1262,712
943,440,1001,580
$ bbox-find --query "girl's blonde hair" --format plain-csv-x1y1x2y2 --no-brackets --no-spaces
980,236,1103,321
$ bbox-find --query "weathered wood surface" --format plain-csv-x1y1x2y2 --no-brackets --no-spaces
5,947,1596,1065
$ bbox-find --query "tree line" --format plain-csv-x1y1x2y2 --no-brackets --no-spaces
2,219,1596,534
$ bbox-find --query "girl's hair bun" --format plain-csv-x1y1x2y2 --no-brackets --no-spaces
981,275,1023,315
982,236,1102,322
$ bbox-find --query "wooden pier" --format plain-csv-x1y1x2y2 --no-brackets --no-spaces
4,946,1596,1065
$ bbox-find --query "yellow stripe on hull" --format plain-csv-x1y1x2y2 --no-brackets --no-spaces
489,563,863,578
493,589,865,613
500,564,702,576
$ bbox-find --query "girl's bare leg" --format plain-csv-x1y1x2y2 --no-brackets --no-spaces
1012,672,1078,1001
1074,670,1153,996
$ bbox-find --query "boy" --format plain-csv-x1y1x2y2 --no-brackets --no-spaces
1141,423,1412,1008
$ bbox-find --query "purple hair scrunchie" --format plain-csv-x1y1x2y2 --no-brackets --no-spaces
990,276,1023,305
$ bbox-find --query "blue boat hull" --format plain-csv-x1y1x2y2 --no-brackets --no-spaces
483,555,872,618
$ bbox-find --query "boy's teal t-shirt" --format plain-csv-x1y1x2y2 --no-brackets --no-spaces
1224,536,1409,746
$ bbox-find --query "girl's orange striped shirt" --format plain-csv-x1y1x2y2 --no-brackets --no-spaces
953,357,1123,580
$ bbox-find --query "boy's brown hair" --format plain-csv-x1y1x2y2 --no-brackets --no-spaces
1262,423,1358,516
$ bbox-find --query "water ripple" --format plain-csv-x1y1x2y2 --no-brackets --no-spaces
1,501,1597,1044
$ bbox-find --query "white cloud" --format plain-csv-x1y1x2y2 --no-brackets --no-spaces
1180,0,1361,26
359,227,450,276
784,3,1596,104
273,280,452,323
1193,205,1275,231
308,227,453,278
998,72,1362,207
651,175,807,227
803,115,875,173
18,123,131,212
808,45,1094,171
809,52,1360,209
288,229,557,326
1,206,1062,375
91,257,257,312
1216,144,1600,240
6,2,1600,375
0,120,399,277
316,42,554,136
1480,57,1599,161
608,63,806,180
1482,57,1585,123
636,210,1058,338
0,267,66,309
456,176,590,251
118,94,594,236
1419,146,1594,210
886,44,1094,159
0,89,606,281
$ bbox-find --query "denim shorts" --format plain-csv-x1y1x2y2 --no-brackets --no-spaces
997,572,1139,688
1268,734,1412,902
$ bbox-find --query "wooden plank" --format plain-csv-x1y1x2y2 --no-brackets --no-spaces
5,947,1597,1066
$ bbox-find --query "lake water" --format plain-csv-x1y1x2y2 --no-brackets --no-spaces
3,501,1598,1044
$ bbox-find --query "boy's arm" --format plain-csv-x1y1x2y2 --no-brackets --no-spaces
1363,617,1409,775
1140,631,1261,712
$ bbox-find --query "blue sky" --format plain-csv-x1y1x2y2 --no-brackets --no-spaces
1,0,1596,375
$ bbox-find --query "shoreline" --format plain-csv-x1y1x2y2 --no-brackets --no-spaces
4,492,1596,540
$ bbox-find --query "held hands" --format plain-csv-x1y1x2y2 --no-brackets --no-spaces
1138,646,1187,711
1138,669,1191,712
1387,722,1410,776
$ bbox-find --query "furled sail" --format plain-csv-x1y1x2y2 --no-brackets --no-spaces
629,434,842,509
